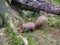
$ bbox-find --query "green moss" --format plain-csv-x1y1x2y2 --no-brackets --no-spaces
4,25,24,45
22,33,39,45
53,0,60,4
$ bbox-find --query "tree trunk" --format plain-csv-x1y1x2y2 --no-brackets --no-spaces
0,0,24,33
11,0,60,15
0,0,29,45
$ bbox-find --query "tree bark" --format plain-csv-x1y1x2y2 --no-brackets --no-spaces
0,0,24,33
11,0,60,15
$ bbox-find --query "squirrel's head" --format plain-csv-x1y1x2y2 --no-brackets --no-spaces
18,22,23,29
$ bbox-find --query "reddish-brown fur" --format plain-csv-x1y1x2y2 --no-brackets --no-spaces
19,22,35,33
35,15,48,26
19,16,48,33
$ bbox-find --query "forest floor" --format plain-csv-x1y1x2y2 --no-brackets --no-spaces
0,16,60,45
0,28,60,45
32,28,60,45
0,28,7,45
21,15,60,45
22,24,60,45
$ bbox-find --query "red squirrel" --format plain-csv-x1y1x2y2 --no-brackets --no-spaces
18,16,48,33
18,22,35,33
